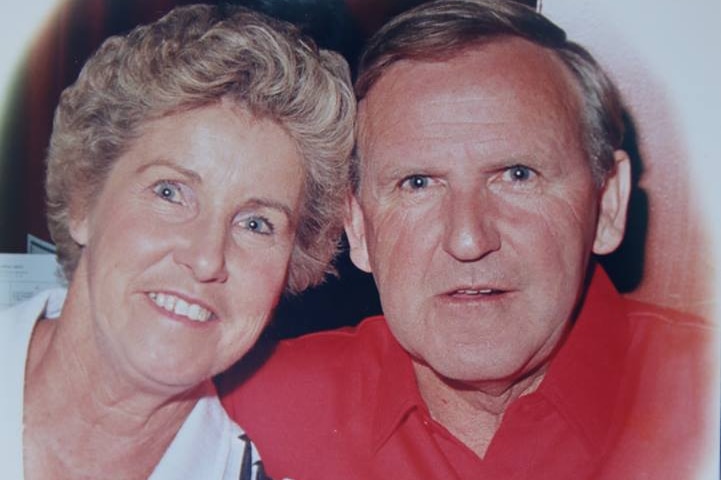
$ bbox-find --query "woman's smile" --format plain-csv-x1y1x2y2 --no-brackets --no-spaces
147,291,214,323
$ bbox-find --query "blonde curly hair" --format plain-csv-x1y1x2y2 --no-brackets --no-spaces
45,4,355,294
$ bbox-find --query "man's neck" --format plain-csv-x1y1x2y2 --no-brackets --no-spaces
412,361,546,459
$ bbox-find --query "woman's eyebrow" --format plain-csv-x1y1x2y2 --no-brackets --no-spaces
135,158,202,183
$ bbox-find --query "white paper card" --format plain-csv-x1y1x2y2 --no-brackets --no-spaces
0,253,63,310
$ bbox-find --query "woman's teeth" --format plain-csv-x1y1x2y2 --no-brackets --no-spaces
148,292,212,322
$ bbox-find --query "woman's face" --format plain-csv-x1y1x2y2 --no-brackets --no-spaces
70,102,304,394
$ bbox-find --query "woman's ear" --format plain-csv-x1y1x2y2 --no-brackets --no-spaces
344,193,372,273
593,150,632,255
68,203,89,247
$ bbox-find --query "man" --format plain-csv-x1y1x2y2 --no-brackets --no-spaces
220,1,717,478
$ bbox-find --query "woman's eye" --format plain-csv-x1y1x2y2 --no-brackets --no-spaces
504,165,535,182
152,181,183,204
241,215,274,235
400,175,430,190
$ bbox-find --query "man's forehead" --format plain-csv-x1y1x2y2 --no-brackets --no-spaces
357,37,583,158
361,38,573,98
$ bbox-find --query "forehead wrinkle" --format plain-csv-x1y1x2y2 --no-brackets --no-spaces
362,93,507,155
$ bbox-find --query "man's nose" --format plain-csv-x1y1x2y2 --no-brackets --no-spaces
442,189,501,262
173,215,229,283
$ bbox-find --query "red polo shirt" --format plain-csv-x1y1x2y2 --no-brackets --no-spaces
220,267,718,479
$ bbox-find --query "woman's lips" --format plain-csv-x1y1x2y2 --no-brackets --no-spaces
147,291,214,322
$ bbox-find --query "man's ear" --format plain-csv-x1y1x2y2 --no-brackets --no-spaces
593,150,632,255
344,194,372,273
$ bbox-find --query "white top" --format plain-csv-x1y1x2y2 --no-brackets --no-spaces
0,289,267,479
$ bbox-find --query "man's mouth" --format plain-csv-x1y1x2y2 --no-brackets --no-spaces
454,288,499,295
147,292,214,322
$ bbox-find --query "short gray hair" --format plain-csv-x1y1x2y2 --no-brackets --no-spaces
353,0,624,188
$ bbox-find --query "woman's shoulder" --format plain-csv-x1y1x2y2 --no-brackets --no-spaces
0,288,66,324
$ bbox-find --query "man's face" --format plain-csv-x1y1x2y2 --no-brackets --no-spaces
347,38,629,386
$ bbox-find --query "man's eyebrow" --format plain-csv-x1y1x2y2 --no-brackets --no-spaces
135,158,202,183
383,164,443,177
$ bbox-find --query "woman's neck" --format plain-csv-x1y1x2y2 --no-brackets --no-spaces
22,291,204,480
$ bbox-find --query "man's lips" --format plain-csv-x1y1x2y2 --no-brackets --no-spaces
452,288,502,295
442,286,511,299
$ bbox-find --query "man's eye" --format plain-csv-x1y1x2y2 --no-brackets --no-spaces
153,181,182,203
241,215,274,235
400,175,430,190
504,165,535,182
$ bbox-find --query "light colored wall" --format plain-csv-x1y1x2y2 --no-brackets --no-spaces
543,0,720,319
543,3,720,477
0,2,59,117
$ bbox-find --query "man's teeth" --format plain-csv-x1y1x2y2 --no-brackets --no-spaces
148,292,212,322
456,289,495,295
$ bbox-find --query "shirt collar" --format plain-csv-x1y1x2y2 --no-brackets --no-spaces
536,263,631,453
370,318,426,451
150,381,247,480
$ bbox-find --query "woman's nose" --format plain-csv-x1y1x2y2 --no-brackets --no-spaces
173,215,229,283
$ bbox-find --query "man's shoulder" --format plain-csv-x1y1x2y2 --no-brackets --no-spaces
219,315,397,412
218,316,407,479
598,298,719,478
277,315,393,359
623,297,711,326
615,297,717,387
260,315,395,375
621,297,716,351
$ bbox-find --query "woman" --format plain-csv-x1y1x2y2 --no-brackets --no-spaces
0,4,354,479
